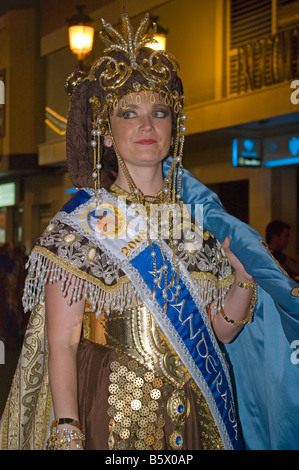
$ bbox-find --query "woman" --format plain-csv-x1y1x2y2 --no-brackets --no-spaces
0,11,257,450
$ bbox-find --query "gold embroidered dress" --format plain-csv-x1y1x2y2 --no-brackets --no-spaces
0,186,235,450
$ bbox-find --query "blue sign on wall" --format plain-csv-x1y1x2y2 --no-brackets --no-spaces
232,138,261,167
263,134,299,167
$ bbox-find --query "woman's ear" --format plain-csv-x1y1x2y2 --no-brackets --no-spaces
104,132,113,148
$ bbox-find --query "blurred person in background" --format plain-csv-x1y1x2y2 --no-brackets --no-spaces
0,243,28,349
266,220,299,281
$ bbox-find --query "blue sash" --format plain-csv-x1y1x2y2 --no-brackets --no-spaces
130,243,242,450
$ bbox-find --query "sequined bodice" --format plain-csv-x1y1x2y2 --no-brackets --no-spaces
85,305,190,389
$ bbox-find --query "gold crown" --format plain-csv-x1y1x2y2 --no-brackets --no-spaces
89,9,182,103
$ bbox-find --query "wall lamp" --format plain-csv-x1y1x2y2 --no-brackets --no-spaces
67,5,95,68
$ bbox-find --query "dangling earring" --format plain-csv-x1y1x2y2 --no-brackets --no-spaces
90,119,103,201
89,97,111,202
163,111,186,205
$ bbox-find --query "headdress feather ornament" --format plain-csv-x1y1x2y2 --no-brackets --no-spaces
99,10,157,67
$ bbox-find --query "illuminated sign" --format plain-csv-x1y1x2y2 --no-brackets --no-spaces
232,138,261,167
263,134,299,167
0,182,15,207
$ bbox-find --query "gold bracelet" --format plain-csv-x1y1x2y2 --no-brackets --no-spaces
51,418,83,432
237,281,256,290
221,283,258,325
220,307,253,325
47,427,85,450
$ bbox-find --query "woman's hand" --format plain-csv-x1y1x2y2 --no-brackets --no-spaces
209,236,256,344
221,236,252,282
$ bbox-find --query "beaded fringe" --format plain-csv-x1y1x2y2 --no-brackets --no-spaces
22,251,231,317
196,278,231,314
22,250,138,317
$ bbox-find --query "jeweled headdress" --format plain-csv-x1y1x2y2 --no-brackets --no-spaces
90,11,181,107
66,9,187,201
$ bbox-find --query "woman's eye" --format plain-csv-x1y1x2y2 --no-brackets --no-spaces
153,108,170,118
121,110,136,119
117,107,170,119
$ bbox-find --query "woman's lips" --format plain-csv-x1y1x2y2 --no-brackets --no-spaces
136,139,157,145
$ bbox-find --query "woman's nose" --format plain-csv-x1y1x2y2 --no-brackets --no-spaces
140,114,153,131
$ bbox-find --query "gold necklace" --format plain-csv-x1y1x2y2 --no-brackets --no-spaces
109,183,182,313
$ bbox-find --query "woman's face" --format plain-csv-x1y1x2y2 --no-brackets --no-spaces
105,91,173,171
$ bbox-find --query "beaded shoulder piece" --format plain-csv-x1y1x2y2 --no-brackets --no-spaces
22,190,233,317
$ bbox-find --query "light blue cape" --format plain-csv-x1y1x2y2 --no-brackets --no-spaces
163,157,299,450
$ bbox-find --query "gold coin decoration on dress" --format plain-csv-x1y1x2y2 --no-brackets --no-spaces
155,428,164,439
133,388,143,399
107,357,165,450
107,354,192,451
134,377,144,387
152,378,163,388
126,371,136,381
124,394,133,404
115,399,125,410
128,360,138,371
108,383,119,394
150,388,161,400
143,383,152,394
126,383,135,394
140,405,149,416
108,395,116,405
153,440,163,450
135,440,146,450
109,372,118,382
146,435,154,446
114,411,124,422
122,417,131,427
110,361,120,372
131,399,142,411
118,365,127,376
120,428,130,440
144,371,155,382
117,440,127,450
148,400,158,411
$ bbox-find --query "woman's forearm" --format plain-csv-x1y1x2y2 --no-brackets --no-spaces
210,236,257,343
48,343,79,420
211,279,254,343
45,280,84,423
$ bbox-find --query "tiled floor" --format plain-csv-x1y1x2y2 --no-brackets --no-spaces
0,348,20,417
